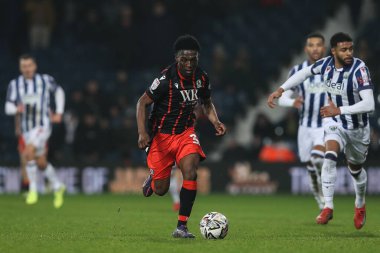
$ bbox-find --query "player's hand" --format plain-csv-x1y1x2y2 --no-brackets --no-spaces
293,96,304,109
16,104,24,113
320,98,340,118
267,88,284,108
214,121,226,136
51,113,63,123
138,132,151,149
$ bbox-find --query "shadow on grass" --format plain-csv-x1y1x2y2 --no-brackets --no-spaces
326,231,379,238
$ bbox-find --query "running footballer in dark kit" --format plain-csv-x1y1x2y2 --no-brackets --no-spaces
136,35,226,238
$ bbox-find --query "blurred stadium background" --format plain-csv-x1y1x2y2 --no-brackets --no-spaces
0,0,380,195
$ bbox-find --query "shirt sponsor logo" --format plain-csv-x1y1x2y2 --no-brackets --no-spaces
22,94,39,105
180,89,198,103
324,80,345,95
306,81,325,93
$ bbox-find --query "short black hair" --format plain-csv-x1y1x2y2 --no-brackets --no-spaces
330,32,352,48
306,32,325,43
173,35,201,54
19,54,36,62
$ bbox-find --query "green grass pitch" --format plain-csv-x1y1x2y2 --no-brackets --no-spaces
1,194,379,253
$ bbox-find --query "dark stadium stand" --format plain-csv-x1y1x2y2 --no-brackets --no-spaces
0,0,379,164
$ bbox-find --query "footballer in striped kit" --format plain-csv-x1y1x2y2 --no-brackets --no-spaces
278,33,327,210
5,54,66,208
268,32,375,229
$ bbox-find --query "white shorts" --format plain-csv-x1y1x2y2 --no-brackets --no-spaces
23,127,51,156
297,125,325,162
324,123,370,165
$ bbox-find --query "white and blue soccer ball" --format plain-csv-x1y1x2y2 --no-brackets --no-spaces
200,212,229,239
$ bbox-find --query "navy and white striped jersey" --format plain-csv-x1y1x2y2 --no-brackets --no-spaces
5,73,65,133
311,56,373,129
289,60,326,128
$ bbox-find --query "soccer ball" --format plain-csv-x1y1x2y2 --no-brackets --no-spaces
199,212,229,239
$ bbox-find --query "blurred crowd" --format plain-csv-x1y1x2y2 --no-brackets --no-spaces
0,0,379,165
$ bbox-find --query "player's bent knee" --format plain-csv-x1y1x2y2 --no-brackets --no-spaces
348,162,362,171
153,180,170,196
24,152,35,162
36,158,47,170
37,163,47,171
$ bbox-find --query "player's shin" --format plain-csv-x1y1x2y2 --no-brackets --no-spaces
25,160,38,204
349,167,367,208
169,174,180,208
310,153,325,207
177,180,197,227
321,151,338,209
307,165,323,209
26,160,38,192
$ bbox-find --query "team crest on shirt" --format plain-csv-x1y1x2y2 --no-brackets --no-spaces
343,72,349,79
329,126,337,131
196,79,202,88
359,67,370,84
357,77,364,85
150,78,160,91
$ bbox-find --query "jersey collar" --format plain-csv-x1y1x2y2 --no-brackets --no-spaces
332,57,353,72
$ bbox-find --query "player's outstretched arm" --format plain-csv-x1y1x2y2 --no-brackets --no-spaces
136,93,154,149
278,90,304,109
201,98,226,136
268,65,313,108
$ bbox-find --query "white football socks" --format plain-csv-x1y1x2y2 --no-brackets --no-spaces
169,174,180,204
310,152,325,208
44,163,62,191
26,160,38,192
321,151,338,209
349,167,367,208
306,165,323,209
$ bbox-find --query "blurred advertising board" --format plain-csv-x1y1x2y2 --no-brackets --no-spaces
0,165,210,195
1,163,380,194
